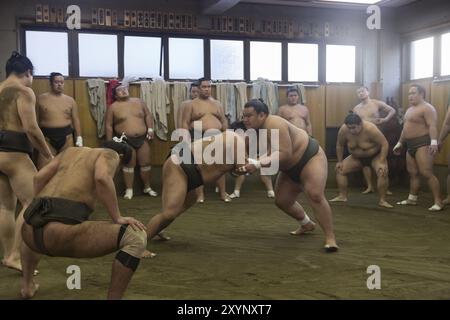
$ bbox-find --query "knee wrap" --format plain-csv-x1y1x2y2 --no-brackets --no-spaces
123,167,134,173
141,165,151,172
115,225,147,271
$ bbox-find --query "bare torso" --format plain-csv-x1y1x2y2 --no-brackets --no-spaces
110,98,147,137
343,121,381,158
353,100,382,124
189,98,223,131
403,103,435,139
278,104,309,131
0,80,30,132
37,147,108,209
262,115,310,171
37,93,75,128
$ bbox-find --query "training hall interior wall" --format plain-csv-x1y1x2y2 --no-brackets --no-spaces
2,0,450,166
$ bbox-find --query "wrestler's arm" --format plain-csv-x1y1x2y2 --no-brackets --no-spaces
180,102,192,130
378,101,396,123
33,155,61,195
179,102,193,141
104,105,114,140
251,120,292,170
17,88,53,159
372,127,389,160
141,100,154,139
336,126,346,163
94,151,146,230
304,108,313,136
217,102,228,130
142,100,154,130
71,98,82,137
424,106,439,141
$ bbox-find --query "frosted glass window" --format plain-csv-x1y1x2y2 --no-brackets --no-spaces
79,34,118,77
410,37,433,80
124,36,162,77
169,38,203,79
25,31,68,76
210,40,244,80
326,45,356,83
288,43,319,82
441,33,450,76
250,41,281,81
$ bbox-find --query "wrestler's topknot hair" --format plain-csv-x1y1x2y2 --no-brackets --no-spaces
344,112,362,125
244,99,270,115
102,140,132,164
5,51,34,77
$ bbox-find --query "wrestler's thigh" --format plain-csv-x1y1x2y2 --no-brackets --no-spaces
274,171,302,203
415,146,434,175
161,159,188,213
125,148,137,167
406,151,419,175
0,173,16,210
300,148,328,193
341,155,363,174
43,221,122,258
6,156,36,205
136,141,151,166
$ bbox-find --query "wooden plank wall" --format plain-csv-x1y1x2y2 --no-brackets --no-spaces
402,79,450,166
30,79,368,165
325,84,360,127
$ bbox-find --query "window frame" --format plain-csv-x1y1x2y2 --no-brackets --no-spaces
324,42,360,84
20,24,361,85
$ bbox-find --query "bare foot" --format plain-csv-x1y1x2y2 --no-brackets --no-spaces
21,282,39,299
220,193,231,203
362,188,374,194
290,221,316,235
386,190,393,196
157,232,171,241
379,200,393,208
196,196,205,203
396,199,417,206
2,259,39,275
141,250,157,259
324,244,339,253
330,196,347,202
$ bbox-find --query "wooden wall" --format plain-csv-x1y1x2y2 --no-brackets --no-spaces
31,79,369,165
402,79,450,166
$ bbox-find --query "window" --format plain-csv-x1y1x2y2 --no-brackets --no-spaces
210,40,244,80
79,33,118,77
169,38,204,79
124,36,162,78
410,37,433,80
250,41,282,81
326,44,356,83
288,43,319,82
25,31,69,76
441,33,450,76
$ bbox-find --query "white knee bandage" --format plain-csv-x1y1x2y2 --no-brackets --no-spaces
116,225,147,271
123,167,134,173
141,165,151,172
300,213,311,226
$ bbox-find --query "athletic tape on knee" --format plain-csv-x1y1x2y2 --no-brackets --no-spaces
122,167,134,173
116,225,147,270
141,165,152,172
300,213,311,226
115,251,140,271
